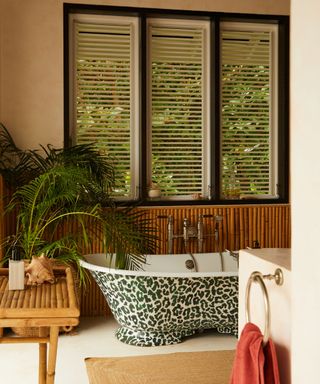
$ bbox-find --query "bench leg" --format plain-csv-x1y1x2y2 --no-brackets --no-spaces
46,326,59,384
39,328,47,384
39,343,47,384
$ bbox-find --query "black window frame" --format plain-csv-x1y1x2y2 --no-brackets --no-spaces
64,3,289,207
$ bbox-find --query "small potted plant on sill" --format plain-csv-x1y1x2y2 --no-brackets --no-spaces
148,182,161,199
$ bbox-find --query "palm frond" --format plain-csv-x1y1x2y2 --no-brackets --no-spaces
1,123,158,273
0,123,115,193
102,206,158,270
40,238,89,286
6,164,103,264
28,143,115,191
0,123,37,186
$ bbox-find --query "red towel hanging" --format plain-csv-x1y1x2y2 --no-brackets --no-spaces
230,322,280,384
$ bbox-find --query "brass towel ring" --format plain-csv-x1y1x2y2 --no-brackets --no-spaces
245,269,284,346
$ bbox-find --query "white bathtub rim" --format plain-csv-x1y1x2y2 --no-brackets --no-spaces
80,258,238,278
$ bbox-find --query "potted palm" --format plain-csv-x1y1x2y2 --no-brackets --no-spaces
5,164,101,282
0,123,157,337
0,123,156,276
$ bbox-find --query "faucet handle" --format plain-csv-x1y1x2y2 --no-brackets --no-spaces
157,215,173,223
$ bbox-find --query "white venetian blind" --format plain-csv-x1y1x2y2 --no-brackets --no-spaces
220,23,277,198
149,20,209,198
72,16,139,198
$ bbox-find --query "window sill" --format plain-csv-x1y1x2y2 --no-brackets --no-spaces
118,197,288,207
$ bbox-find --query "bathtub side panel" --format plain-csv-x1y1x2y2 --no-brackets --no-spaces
89,269,238,346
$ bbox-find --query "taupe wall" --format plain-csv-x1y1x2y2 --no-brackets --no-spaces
0,0,289,150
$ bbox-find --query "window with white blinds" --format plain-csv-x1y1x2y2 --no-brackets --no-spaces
68,9,288,203
220,23,278,199
148,20,210,198
70,15,139,199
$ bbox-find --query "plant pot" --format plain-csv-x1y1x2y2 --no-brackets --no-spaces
148,188,161,198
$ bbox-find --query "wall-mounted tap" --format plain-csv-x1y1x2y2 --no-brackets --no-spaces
196,214,223,244
214,215,223,240
157,215,176,254
168,215,174,254
158,214,224,254
158,215,190,254
197,215,204,253
183,218,198,250
183,217,189,242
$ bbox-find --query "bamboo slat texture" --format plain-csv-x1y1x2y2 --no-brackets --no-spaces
0,176,291,316
79,204,291,316
0,177,4,260
0,267,79,384
140,205,291,254
0,268,79,319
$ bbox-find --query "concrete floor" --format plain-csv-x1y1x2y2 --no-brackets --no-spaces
0,316,237,384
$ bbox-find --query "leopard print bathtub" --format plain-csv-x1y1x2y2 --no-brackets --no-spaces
90,271,238,346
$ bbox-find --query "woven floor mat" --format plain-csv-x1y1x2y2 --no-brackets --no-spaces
85,350,235,384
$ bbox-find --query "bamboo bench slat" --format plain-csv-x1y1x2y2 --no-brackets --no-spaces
0,268,79,318
0,266,80,384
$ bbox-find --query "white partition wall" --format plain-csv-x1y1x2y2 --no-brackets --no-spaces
238,249,291,384
291,0,320,382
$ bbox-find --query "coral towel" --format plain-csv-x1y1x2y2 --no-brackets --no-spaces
230,322,280,384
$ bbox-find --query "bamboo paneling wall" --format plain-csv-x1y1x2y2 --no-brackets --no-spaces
142,205,291,254
80,277,111,317
0,177,4,260
79,204,290,316
0,177,291,316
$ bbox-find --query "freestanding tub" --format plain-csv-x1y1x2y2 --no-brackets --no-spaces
80,252,238,346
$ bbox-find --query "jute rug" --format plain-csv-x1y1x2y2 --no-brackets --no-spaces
85,350,235,384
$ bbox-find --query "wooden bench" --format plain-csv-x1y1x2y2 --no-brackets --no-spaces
0,267,79,384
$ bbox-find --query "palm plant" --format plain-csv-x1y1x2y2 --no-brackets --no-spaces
4,165,101,281
103,206,156,270
0,123,157,277
0,122,115,190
